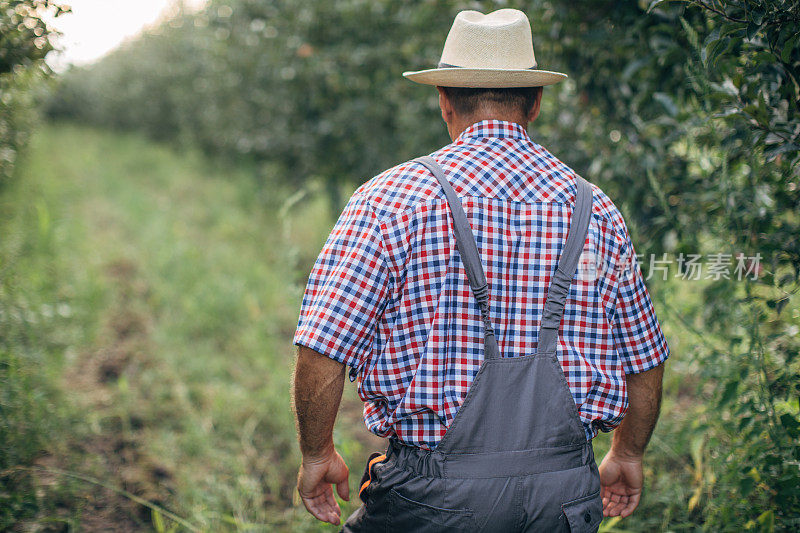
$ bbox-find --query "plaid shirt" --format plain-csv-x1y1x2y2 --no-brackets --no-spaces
293,119,670,450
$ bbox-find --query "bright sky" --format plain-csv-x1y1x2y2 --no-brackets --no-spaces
46,0,207,71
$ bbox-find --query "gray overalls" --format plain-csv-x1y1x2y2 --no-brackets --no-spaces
342,156,602,532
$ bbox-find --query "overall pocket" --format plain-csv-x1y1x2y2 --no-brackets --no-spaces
561,490,603,532
358,452,387,504
387,488,476,532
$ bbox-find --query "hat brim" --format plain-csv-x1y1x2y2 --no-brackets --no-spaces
402,67,567,88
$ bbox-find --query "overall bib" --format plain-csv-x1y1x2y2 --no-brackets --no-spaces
342,156,602,532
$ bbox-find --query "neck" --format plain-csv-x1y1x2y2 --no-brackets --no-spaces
447,112,529,141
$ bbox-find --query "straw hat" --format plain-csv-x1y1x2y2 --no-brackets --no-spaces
403,9,567,88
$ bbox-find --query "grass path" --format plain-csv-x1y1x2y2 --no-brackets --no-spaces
2,123,380,531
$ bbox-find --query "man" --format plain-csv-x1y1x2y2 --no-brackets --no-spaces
292,8,668,532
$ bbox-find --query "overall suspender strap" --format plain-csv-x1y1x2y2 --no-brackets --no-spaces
415,156,501,360
536,176,593,354
414,156,593,360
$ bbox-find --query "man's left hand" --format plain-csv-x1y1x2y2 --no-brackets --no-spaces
297,448,350,525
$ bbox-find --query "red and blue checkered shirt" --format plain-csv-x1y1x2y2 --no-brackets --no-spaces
294,119,670,450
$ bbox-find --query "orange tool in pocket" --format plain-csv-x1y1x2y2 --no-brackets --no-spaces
358,452,387,502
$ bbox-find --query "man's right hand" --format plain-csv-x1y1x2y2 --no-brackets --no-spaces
599,450,643,518
297,448,350,525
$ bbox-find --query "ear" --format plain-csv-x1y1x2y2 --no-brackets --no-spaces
528,87,544,122
437,86,454,123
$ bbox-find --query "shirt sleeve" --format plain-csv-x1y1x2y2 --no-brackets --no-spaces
611,218,671,374
293,193,391,369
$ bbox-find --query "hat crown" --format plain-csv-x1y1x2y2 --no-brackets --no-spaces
440,9,536,70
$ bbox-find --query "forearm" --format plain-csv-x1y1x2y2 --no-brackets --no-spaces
292,345,346,459
611,362,665,458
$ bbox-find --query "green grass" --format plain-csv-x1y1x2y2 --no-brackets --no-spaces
0,123,376,531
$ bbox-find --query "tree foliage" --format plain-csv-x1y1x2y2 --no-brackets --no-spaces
543,2,800,528
0,0,67,184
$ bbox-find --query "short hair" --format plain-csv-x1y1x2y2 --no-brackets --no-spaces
439,86,542,117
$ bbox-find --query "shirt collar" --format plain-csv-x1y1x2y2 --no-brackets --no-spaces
456,119,531,143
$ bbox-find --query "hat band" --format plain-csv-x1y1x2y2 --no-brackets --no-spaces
437,61,539,70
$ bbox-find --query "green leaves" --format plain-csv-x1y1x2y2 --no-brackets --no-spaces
780,31,799,63
718,379,739,407
779,413,800,438
0,0,69,185
0,0,69,76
